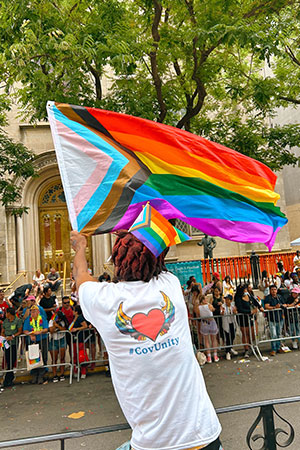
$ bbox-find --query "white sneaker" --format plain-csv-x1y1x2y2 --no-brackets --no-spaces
292,341,298,349
81,373,86,379
230,348,238,356
226,352,231,361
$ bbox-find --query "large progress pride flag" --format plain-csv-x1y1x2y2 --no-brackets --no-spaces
47,101,287,250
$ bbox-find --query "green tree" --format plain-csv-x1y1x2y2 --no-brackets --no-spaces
1,0,300,171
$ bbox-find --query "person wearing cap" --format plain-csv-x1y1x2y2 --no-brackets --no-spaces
282,286,300,350
220,295,238,360
23,305,49,384
20,296,47,322
0,289,10,329
71,229,222,450
212,272,222,293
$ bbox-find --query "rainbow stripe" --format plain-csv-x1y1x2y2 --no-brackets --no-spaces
68,320,75,331
129,203,190,257
47,102,287,250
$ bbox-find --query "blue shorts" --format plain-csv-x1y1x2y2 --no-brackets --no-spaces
49,337,67,351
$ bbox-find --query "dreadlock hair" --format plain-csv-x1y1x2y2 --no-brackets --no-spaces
112,230,168,282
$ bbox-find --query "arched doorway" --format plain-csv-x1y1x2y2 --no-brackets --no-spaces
38,180,92,277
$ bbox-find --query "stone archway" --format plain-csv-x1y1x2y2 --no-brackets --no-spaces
38,179,92,276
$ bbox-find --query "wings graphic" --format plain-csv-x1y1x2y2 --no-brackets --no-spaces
115,291,175,341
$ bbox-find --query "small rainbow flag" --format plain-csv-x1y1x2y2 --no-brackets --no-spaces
129,203,190,257
51,311,57,322
0,336,10,349
68,320,75,331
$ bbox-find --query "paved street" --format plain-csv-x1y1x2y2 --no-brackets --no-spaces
1,350,300,450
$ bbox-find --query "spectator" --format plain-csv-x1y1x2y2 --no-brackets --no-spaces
32,269,45,295
8,283,32,309
264,285,284,356
46,268,62,292
222,275,234,297
71,305,88,379
190,285,202,348
60,296,74,360
98,272,111,282
23,305,49,384
291,272,299,287
195,295,219,363
277,260,285,275
282,286,300,350
21,295,47,322
1,307,22,387
212,287,224,343
212,272,222,292
0,289,10,328
274,272,283,290
235,284,259,358
39,286,58,321
49,310,68,382
283,271,293,290
221,294,238,360
183,278,196,304
261,270,270,298
293,250,300,271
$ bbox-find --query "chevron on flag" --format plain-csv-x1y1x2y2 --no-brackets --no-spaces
129,203,190,257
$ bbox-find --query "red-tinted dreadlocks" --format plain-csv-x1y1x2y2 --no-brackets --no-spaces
112,231,168,282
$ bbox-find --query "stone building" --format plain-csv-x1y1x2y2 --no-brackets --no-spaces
0,103,293,287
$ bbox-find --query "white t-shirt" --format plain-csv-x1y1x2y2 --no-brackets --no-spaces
33,273,45,283
79,272,221,450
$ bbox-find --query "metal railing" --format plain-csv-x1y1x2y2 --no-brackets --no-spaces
0,328,108,384
191,307,300,362
0,330,74,385
190,312,260,360
0,396,299,449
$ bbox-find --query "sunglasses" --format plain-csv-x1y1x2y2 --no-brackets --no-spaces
63,302,70,305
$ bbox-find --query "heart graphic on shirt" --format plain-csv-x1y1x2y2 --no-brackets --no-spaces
131,309,165,341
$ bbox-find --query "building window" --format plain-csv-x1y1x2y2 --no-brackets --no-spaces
174,219,204,237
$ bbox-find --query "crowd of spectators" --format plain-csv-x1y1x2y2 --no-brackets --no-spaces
2,256,300,386
0,268,111,388
184,255,300,363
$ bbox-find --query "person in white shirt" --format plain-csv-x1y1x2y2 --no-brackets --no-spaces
70,230,222,450
33,269,46,295
293,250,300,271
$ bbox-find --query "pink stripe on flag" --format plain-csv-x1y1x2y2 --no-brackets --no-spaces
55,120,113,216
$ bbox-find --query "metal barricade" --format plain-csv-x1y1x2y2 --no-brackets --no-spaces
190,312,260,360
73,327,109,382
0,330,74,385
254,307,300,360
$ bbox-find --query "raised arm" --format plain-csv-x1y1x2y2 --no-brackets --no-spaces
70,231,96,290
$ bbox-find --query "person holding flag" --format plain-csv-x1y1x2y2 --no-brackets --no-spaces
70,204,222,450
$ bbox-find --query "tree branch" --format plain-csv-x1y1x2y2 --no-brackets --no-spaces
149,0,167,123
285,44,300,66
88,64,102,101
279,95,300,104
